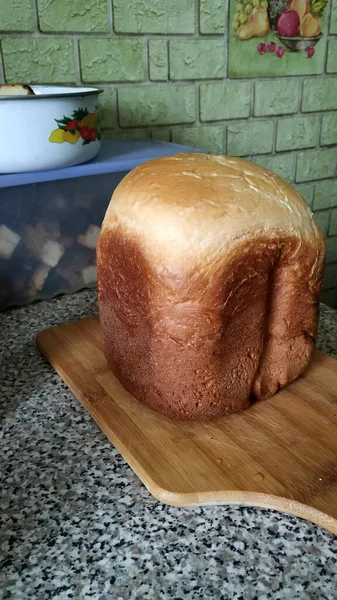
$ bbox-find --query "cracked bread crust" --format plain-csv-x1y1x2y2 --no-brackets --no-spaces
97,153,326,420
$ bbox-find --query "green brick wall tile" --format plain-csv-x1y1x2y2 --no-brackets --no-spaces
323,262,337,290
113,0,195,33
101,130,117,140
149,40,167,81
326,236,337,264
276,116,320,152
293,183,314,207
99,87,118,129
200,82,251,121
169,40,225,80
2,38,75,84
313,209,331,235
151,128,171,142
313,180,337,210
296,148,337,182
102,129,151,140
0,0,32,31
79,39,144,83
227,120,273,156
254,80,299,117
37,0,109,32
302,78,337,112
321,114,337,146
250,153,294,182
118,85,196,127
331,0,337,33
327,39,337,73
330,208,337,236
172,125,224,153
200,0,225,33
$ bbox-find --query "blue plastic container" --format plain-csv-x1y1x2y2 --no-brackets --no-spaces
0,139,200,309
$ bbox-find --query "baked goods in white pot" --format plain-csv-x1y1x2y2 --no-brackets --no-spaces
0,85,102,173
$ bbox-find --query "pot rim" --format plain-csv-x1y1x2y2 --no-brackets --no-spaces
0,85,103,101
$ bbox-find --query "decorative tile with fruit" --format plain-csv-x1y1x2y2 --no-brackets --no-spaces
49,108,101,146
228,0,328,77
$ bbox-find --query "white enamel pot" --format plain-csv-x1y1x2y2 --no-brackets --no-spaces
0,86,103,173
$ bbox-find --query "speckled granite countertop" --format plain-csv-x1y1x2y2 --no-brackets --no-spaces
1,289,337,600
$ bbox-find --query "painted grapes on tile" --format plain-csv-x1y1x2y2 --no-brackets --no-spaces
228,0,329,77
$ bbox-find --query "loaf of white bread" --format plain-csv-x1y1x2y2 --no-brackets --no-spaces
97,153,326,420
0,84,34,96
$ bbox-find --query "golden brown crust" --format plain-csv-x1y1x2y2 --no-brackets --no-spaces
0,84,34,96
97,153,326,420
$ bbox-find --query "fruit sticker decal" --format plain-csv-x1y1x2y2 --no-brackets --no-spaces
234,2,270,39
228,0,329,77
49,107,101,145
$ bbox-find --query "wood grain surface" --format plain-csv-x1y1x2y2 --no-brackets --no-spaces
36,316,337,535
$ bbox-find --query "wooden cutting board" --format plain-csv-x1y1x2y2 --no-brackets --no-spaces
36,316,337,535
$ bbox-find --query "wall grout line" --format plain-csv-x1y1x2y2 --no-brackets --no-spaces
0,42,5,83
72,36,82,85
195,82,200,125
297,77,303,113
165,38,169,81
223,124,227,154
31,0,39,32
0,32,223,39
250,80,255,118
196,0,200,35
107,0,113,34
272,119,277,153
143,36,149,82
146,38,151,81
223,0,229,78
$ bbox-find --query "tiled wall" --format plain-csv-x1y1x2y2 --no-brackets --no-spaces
1,0,336,307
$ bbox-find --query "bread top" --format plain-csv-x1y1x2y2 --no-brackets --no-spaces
101,153,323,269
